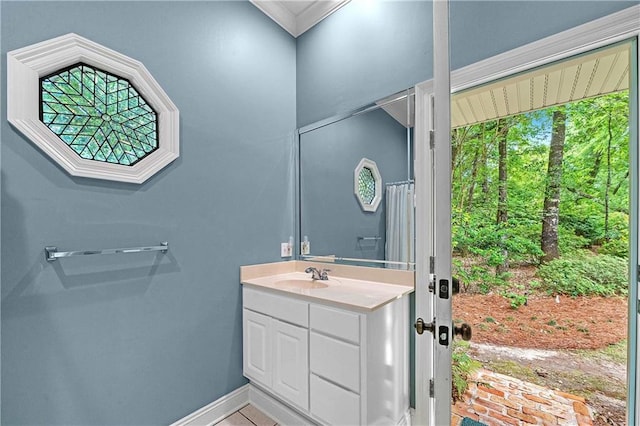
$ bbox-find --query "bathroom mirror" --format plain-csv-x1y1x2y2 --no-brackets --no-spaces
298,89,415,270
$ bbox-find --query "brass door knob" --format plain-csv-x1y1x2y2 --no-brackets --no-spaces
453,323,472,341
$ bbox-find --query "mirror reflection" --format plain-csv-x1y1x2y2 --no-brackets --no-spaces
298,89,415,270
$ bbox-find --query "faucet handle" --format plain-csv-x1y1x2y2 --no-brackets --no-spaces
320,268,331,280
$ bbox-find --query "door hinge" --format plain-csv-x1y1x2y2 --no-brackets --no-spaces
429,379,434,398
428,256,436,292
429,130,435,149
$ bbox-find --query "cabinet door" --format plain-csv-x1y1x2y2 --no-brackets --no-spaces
272,319,309,410
243,309,271,387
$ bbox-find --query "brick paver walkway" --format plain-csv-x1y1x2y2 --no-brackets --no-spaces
452,369,593,426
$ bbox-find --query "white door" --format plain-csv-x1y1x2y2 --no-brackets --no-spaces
414,91,454,426
631,36,640,426
272,319,309,410
414,1,454,425
243,309,272,388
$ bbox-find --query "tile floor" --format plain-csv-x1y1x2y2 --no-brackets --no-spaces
214,404,278,426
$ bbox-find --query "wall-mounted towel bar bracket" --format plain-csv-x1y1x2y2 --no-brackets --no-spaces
45,242,169,262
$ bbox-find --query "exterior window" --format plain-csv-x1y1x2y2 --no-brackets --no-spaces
40,64,158,166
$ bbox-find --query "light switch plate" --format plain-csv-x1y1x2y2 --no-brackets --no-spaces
281,242,291,257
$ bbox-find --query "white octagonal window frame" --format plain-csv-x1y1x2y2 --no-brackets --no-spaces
354,157,382,212
7,33,179,184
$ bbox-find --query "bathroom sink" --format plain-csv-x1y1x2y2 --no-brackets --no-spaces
272,279,337,290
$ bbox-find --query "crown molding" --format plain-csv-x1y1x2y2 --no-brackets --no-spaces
251,1,350,38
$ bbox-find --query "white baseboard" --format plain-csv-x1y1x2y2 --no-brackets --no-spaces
170,384,250,426
172,383,411,426
400,408,414,426
248,384,317,425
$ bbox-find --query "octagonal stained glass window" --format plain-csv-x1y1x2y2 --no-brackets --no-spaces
40,63,158,166
358,167,376,204
354,158,382,212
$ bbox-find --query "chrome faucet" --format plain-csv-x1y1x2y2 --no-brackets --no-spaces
305,267,330,281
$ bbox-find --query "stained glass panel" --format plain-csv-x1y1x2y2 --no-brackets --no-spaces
358,167,376,204
40,63,158,166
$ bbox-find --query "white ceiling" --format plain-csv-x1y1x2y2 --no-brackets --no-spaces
374,43,630,130
251,0,351,37
452,42,630,128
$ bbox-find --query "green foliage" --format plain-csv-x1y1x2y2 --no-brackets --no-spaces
557,224,591,254
600,213,629,257
453,208,543,293
452,340,481,401
502,292,528,309
537,252,628,296
600,238,629,258
451,91,629,294
452,257,505,294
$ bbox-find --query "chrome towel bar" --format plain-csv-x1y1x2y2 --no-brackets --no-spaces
45,242,168,262
357,236,381,241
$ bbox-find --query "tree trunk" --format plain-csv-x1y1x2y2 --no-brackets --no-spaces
588,150,602,187
541,108,567,262
466,144,481,208
496,119,509,276
605,111,613,241
612,170,629,196
452,127,466,210
481,141,490,196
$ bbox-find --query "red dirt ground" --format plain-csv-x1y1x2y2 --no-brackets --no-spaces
454,293,628,349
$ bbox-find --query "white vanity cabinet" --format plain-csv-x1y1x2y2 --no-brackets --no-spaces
242,285,409,426
243,288,309,411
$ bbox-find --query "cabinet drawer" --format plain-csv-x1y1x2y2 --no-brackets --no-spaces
310,374,360,426
310,304,359,343
310,332,360,393
243,287,308,327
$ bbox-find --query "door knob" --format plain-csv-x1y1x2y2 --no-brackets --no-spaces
414,317,435,335
453,323,472,341
452,277,460,295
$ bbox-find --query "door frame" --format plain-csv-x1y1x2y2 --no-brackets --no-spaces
414,4,640,425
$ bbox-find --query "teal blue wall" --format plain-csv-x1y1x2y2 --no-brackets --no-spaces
450,0,639,70
1,2,295,424
296,0,432,127
297,0,636,127
2,1,638,424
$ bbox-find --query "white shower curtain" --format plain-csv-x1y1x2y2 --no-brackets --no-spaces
385,182,415,269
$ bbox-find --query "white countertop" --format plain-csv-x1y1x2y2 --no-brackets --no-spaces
241,271,413,312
